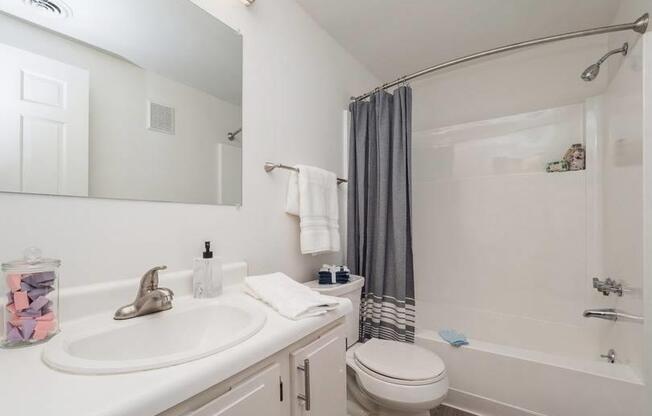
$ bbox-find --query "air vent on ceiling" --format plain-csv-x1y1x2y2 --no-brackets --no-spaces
148,101,176,135
23,0,71,18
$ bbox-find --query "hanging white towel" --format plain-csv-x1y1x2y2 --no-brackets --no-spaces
245,272,340,320
285,165,340,254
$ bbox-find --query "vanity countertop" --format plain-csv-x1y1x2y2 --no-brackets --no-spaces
0,285,352,416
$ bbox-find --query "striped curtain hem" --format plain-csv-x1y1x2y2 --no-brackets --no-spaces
359,293,415,343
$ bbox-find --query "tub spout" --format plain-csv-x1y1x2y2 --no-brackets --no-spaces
583,308,643,323
583,308,618,320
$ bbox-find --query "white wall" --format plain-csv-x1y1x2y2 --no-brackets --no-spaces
643,32,652,412
411,36,609,131
90,69,241,204
0,0,378,291
599,37,645,376
0,13,242,204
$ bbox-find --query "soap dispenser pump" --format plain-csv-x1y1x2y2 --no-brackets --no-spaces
193,241,223,298
203,241,213,260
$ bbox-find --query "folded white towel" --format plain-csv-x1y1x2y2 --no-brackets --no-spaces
245,272,340,320
286,165,340,255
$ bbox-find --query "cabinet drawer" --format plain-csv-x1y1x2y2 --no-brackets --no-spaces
191,364,282,416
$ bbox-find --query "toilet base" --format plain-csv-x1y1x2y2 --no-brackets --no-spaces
347,398,431,416
347,368,440,416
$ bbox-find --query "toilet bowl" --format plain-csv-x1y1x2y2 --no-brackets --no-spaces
346,339,448,416
305,276,449,416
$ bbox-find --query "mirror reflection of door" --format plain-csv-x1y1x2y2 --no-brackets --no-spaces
0,0,242,206
0,42,89,196
217,143,242,205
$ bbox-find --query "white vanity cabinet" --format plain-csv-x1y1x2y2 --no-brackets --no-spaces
290,327,347,416
161,322,346,416
190,364,282,416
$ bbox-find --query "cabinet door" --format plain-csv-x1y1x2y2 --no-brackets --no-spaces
291,325,347,416
192,364,282,416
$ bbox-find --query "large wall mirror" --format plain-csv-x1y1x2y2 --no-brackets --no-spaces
0,0,243,205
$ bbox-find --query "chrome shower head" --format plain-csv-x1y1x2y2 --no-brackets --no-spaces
581,63,601,82
581,42,628,82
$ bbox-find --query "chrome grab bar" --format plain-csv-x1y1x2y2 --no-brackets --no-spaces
297,358,311,411
583,308,643,323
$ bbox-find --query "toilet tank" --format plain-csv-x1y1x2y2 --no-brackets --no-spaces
304,275,365,349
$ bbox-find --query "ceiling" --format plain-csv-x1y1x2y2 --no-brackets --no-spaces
0,0,242,104
296,0,624,82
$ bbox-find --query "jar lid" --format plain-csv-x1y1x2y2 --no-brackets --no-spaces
2,247,61,273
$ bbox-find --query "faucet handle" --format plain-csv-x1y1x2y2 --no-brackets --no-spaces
139,265,167,296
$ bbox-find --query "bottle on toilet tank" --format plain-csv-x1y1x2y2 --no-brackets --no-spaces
193,241,223,298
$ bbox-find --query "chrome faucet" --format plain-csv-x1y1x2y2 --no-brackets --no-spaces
582,308,643,323
583,308,618,321
113,266,174,320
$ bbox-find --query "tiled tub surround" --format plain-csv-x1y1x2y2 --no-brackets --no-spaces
0,262,352,416
412,34,648,416
413,103,596,359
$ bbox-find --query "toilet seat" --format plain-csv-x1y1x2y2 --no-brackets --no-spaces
353,339,446,386
355,356,445,386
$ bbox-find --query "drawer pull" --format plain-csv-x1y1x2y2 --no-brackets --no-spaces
297,358,311,411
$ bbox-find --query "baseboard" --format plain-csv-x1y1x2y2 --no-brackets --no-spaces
444,389,547,416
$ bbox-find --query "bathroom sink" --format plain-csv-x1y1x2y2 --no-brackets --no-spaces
42,296,266,374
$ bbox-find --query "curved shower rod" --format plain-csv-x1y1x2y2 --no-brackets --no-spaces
352,13,649,101
227,128,242,141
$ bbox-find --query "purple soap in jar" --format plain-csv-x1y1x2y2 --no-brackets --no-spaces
2,248,60,348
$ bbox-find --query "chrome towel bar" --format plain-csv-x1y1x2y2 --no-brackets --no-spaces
264,162,347,184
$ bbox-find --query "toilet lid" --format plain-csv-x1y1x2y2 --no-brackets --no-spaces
354,339,445,382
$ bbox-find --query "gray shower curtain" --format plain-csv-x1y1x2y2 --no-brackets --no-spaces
347,86,415,343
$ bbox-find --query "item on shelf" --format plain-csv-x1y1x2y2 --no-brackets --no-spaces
563,143,585,171
2,248,60,348
546,160,569,173
318,265,333,284
335,266,350,283
546,143,586,173
317,265,351,285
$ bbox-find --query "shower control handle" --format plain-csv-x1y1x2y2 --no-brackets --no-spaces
600,349,616,363
592,277,624,296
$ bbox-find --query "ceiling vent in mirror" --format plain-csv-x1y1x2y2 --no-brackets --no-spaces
23,0,71,18
148,101,176,135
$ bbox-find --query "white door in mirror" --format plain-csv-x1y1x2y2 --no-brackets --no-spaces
0,42,89,196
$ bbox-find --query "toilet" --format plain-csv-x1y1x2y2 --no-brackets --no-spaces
306,276,449,416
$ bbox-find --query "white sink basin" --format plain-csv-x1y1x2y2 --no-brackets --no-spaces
42,295,266,374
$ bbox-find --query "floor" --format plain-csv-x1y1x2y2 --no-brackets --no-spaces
431,405,478,416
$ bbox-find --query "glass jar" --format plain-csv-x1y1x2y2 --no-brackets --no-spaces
2,248,60,348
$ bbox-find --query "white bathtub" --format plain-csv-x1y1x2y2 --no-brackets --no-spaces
416,330,645,416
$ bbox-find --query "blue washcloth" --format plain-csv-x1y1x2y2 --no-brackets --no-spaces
439,329,469,347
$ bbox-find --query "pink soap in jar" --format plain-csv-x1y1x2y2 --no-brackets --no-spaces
2,248,60,348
